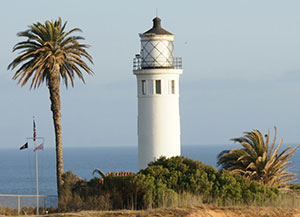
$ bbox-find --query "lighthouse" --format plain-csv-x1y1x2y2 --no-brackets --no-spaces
133,17,183,170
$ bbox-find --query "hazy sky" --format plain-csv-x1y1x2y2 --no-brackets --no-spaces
1,0,300,148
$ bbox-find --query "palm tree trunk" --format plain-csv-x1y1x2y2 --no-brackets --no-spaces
48,64,64,205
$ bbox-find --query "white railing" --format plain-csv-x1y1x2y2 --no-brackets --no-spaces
0,194,57,215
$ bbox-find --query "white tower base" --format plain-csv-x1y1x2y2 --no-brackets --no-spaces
135,69,182,170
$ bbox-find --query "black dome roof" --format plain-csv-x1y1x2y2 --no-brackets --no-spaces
142,17,173,35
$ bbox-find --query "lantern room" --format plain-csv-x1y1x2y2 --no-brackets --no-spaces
139,17,175,69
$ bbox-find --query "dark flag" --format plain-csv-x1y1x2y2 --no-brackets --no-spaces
33,119,36,142
20,142,28,150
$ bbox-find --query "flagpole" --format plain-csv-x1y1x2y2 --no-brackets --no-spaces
35,139,39,215
22,118,44,215
33,117,39,216
24,136,44,215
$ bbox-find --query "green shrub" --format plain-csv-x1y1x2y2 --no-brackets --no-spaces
140,156,278,206
61,156,280,211
288,183,300,190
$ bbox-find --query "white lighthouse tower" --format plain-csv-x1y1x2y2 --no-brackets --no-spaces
133,17,183,170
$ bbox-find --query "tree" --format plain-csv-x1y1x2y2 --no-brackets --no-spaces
217,128,298,187
8,18,93,202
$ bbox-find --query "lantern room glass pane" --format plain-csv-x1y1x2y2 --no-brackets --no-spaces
141,40,174,68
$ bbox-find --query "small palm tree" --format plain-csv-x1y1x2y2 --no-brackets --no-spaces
8,18,93,202
92,168,105,178
217,128,298,187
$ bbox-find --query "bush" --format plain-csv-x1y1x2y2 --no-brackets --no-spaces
60,156,280,211
140,156,278,206
288,183,300,190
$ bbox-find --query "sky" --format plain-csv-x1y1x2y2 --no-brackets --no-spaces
1,0,300,148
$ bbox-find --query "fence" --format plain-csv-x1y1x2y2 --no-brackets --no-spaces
0,194,57,214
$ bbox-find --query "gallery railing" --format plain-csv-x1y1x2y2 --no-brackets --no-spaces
133,57,182,70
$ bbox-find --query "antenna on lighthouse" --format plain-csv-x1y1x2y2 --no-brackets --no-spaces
156,8,158,17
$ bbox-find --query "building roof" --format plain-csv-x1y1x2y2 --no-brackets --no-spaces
142,17,173,35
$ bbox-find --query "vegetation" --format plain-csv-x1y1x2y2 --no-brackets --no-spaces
0,206,57,216
288,183,300,190
59,157,279,211
8,18,93,203
217,128,298,187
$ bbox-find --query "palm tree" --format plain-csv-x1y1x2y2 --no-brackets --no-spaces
92,168,105,178
8,18,93,202
217,128,298,187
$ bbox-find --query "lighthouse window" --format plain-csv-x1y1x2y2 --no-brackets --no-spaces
155,80,161,94
142,80,146,95
171,80,175,94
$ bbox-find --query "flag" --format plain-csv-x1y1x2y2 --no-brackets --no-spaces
33,119,36,142
20,142,28,150
34,143,44,152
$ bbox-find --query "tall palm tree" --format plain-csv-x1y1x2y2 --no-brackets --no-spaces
217,128,298,187
8,18,93,201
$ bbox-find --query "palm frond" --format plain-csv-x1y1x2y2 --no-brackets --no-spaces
8,17,93,89
217,128,299,187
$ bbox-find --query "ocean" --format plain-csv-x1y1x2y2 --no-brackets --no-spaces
0,144,299,207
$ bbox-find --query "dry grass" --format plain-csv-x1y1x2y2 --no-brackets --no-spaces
2,206,300,217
